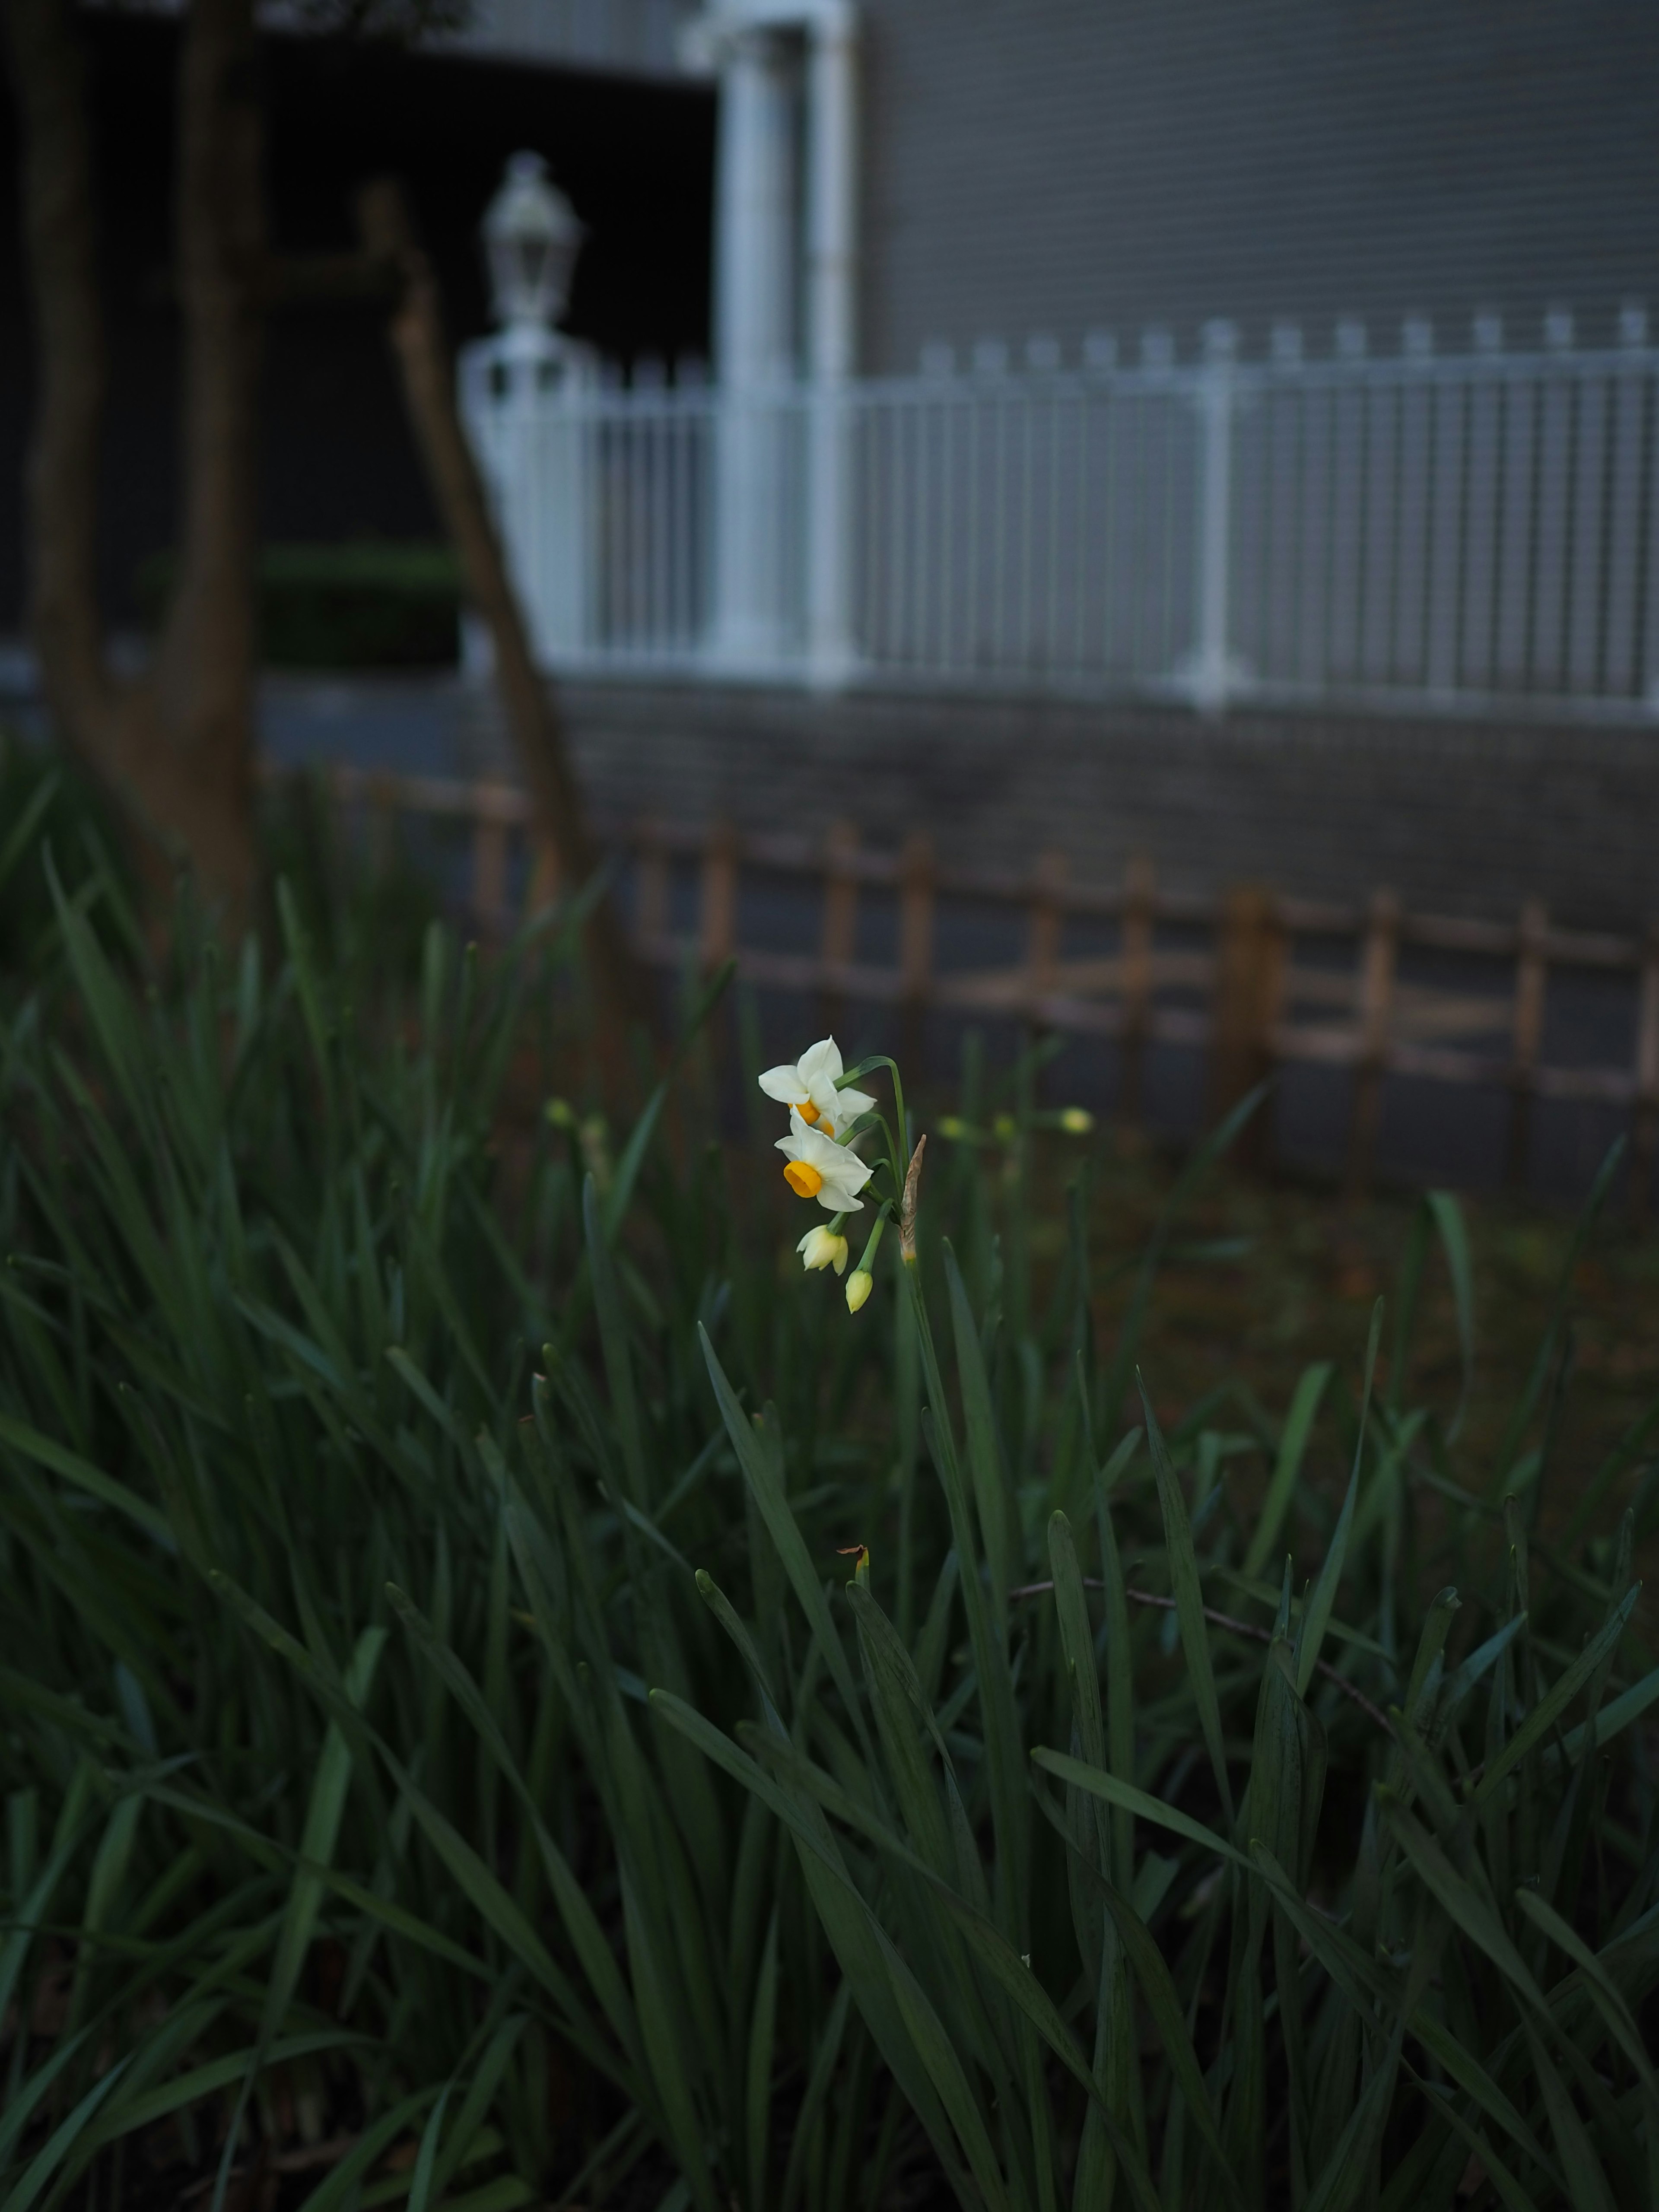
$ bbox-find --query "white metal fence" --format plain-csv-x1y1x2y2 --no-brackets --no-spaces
461,318,1659,720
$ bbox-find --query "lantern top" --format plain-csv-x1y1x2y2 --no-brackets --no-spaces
483,151,583,331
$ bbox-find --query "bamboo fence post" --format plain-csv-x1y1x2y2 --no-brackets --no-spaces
1119,852,1156,1128
819,818,860,1038
699,818,740,974
471,784,511,937
899,832,935,1073
1025,849,1068,1023
1345,888,1399,1199
1209,884,1284,1165
634,820,670,956
1632,921,1659,1218
524,829,560,919
1505,896,1548,1187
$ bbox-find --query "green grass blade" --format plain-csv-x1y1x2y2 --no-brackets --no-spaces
944,1243,1016,1631
746,1910,780,2212
698,1325,865,1738
1295,1301,1382,1700
0,2056,130,2212
1241,1363,1332,1580
406,2083,452,2212
1137,1375,1234,1824
1425,1192,1476,1441
1471,1586,1640,1808
1032,1750,1249,1869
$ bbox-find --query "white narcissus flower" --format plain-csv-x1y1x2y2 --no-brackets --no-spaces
776,1109,874,1212
757,1038,876,1138
798,1225,849,1275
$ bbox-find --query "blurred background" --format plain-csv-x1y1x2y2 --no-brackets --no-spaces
6,0,1659,1199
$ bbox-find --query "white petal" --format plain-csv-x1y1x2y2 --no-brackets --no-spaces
834,1084,878,1123
798,1038,843,1087
758,1063,805,1103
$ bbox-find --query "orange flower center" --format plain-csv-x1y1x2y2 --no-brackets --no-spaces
796,1099,820,1123
784,1160,824,1198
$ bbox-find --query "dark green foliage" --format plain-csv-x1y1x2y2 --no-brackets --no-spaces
136,542,463,670
0,857,1653,2211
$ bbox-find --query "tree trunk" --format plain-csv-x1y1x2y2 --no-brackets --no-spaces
150,0,263,918
5,0,262,928
4,0,115,756
355,175,653,1034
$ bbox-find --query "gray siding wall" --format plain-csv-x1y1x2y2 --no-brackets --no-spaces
857,0,1659,372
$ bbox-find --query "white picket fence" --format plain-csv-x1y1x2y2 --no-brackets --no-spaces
460,315,1659,720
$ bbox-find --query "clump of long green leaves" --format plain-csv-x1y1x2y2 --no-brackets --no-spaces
0,851,1654,2212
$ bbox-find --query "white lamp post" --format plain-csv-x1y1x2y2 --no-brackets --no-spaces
461,153,596,671
482,151,584,335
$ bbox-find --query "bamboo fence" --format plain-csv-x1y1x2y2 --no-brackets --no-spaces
299,761,1659,1202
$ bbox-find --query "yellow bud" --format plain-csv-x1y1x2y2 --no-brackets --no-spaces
993,1113,1017,1144
544,1096,578,1131
797,1227,849,1275
845,1268,874,1314
1060,1107,1095,1135
938,1115,966,1140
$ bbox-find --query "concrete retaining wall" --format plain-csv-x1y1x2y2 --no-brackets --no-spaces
548,678,1659,931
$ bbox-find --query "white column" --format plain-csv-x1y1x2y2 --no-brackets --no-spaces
804,2,858,683
713,26,795,666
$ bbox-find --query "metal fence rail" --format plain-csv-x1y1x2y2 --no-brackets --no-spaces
462,316,1659,722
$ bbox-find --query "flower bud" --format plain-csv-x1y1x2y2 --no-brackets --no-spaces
797,1226,849,1276
1060,1107,1095,1135
845,1268,874,1314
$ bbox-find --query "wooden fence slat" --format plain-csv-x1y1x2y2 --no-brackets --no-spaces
471,784,513,936
899,832,935,1069
700,818,740,973
1208,885,1284,1166
525,836,559,918
635,820,670,955
818,818,860,1039
1119,852,1157,1127
1025,849,1068,1014
1346,888,1399,1197
1506,895,1549,1186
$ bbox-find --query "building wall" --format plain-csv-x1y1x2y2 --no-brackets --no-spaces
433,0,698,77
856,0,1659,373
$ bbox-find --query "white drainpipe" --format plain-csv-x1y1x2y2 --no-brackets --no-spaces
687,0,859,681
